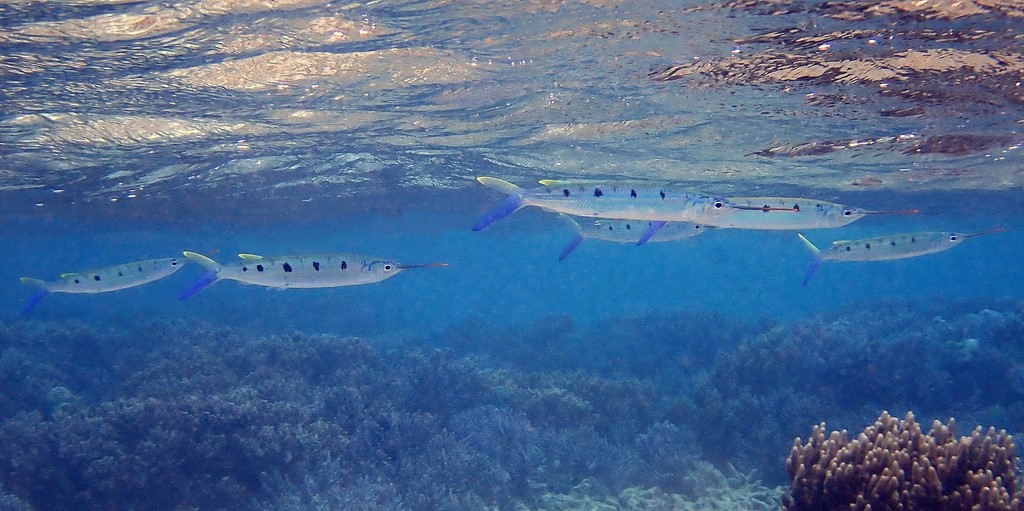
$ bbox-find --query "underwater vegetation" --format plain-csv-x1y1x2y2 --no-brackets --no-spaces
437,298,1024,484
0,320,755,511
784,411,1023,511
1,297,1022,510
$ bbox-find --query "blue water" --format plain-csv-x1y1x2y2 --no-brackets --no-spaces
4,189,1022,333
3,0,1024,509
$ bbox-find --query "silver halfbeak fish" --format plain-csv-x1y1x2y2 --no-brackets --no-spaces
797,228,1003,285
178,251,447,299
20,256,186,312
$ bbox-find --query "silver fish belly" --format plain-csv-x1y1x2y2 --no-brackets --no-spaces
580,219,709,243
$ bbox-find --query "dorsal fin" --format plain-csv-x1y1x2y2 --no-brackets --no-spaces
238,254,264,261
60,273,77,279
831,240,850,246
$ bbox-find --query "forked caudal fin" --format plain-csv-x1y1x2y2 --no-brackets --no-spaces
473,177,527,231
19,278,49,313
476,176,524,195
796,233,824,286
178,251,222,300
178,271,219,301
555,214,585,260
183,251,221,271
558,234,585,261
472,195,525,231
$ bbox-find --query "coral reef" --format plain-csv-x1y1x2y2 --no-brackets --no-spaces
528,464,780,511
438,299,1024,485
784,411,1023,511
667,299,1024,479
2,298,1023,509
0,320,711,511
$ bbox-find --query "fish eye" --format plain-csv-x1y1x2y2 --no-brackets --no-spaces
384,264,393,271
843,208,853,216
713,200,724,209
170,259,178,266
949,234,958,242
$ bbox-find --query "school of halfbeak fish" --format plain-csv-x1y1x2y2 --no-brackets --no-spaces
18,176,1003,312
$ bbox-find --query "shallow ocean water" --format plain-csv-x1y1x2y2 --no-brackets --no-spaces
2,0,1024,509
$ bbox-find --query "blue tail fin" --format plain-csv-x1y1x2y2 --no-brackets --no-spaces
178,271,219,300
637,221,668,246
21,289,49,313
796,233,823,286
472,195,525,231
558,234,585,261
802,259,823,287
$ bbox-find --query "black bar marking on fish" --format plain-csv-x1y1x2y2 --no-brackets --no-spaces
313,261,320,271
630,189,637,198
256,264,264,272
94,275,100,281
594,188,603,197
341,261,347,270
283,262,293,273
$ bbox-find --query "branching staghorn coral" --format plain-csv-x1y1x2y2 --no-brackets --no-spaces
784,411,1022,511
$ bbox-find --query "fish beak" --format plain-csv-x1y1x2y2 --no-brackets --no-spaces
730,204,800,212
862,209,920,215
962,227,1005,239
397,263,448,269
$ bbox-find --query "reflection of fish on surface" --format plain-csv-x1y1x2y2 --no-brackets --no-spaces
797,228,1004,286
178,251,447,299
556,214,710,260
719,197,918,230
471,177,796,234
20,257,187,313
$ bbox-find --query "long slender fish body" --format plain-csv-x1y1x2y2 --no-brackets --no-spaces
19,257,186,312
717,197,916,230
797,229,1001,285
557,214,709,260
178,251,446,299
472,177,761,231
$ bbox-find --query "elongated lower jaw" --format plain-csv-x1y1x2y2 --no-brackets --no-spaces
731,205,801,212
863,209,920,215
397,263,448,269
